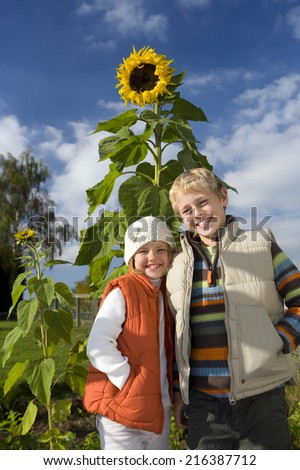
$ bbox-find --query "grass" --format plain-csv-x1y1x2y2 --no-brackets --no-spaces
0,320,91,383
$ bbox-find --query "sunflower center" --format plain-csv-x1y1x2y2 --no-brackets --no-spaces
129,63,158,93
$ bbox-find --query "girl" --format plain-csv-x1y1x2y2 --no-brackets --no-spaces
83,216,175,450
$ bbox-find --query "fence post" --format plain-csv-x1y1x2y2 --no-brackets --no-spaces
72,294,101,326
91,299,99,323
75,297,80,327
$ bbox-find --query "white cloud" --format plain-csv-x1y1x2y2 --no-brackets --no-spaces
185,68,262,92
176,0,211,8
39,122,111,221
97,99,127,112
84,37,116,50
235,74,300,118
38,126,64,155
0,98,7,113
35,121,119,268
286,6,300,40
77,0,168,39
0,115,30,156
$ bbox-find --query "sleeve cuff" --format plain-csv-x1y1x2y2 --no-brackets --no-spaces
108,363,131,390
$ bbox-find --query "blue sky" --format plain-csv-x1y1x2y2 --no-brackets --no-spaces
1,0,300,288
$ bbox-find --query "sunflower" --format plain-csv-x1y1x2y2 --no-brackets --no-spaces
14,228,36,243
116,46,176,107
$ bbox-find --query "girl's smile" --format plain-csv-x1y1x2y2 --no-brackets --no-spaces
134,241,171,279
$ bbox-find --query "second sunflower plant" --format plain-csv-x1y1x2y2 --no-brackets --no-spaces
75,46,212,295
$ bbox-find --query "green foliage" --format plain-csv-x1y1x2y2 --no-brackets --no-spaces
169,411,187,450
81,431,101,450
288,401,300,449
0,383,38,449
39,428,76,450
0,409,38,450
0,235,88,450
72,275,92,294
287,360,300,449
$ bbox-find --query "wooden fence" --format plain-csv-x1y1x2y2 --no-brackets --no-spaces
72,294,100,327
50,294,100,327
0,294,101,325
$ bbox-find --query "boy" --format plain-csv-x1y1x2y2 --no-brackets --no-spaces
166,168,300,450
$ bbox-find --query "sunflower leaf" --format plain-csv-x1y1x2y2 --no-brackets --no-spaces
159,160,185,187
89,255,115,290
171,97,208,121
118,175,152,218
54,282,75,307
1,326,24,366
137,186,173,219
75,211,125,265
135,162,155,180
17,298,39,335
86,163,121,216
162,120,199,144
44,308,73,344
28,277,55,307
98,135,125,160
110,137,149,171
25,358,55,406
74,225,103,266
178,148,213,171
95,264,128,296
91,109,138,134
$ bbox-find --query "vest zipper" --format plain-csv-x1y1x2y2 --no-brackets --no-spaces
189,234,219,287
228,394,236,405
207,269,213,286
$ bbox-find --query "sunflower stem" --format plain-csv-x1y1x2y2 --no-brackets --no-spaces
122,170,155,185
153,102,163,186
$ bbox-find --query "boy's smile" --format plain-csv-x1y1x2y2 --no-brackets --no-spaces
176,187,228,245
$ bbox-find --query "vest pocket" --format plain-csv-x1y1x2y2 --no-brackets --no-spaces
237,305,286,381
108,363,162,424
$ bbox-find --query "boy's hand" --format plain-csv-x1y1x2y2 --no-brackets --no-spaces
173,391,188,429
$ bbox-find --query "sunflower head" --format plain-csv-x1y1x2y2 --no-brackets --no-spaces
116,46,176,107
14,228,36,244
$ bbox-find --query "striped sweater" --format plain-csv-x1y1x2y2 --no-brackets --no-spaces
184,231,300,399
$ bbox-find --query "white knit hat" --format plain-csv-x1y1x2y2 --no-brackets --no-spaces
124,216,175,265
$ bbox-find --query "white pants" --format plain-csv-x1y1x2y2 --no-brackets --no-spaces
96,407,172,450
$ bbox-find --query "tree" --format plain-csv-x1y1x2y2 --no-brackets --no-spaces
72,275,92,294
0,150,74,313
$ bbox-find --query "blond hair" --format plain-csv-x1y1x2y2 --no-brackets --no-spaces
169,168,224,216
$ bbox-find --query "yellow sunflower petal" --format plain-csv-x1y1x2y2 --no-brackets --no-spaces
116,46,176,107
14,228,36,243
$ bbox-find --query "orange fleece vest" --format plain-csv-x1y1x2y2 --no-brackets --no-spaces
83,272,174,434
